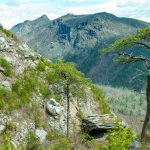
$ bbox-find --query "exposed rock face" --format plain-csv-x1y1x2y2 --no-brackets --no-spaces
0,114,9,134
12,122,35,148
35,128,47,142
11,12,150,90
82,114,117,136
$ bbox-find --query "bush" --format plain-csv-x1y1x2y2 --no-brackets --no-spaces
0,134,16,150
24,75,38,92
6,121,16,132
50,138,72,150
0,87,11,103
0,98,5,109
40,84,51,99
0,25,17,39
36,58,52,72
12,80,22,93
0,58,12,76
104,125,134,150
90,85,110,114
25,131,42,150
36,60,46,72
80,134,94,142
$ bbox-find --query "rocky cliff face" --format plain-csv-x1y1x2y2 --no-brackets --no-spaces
11,12,150,90
0,27,108,148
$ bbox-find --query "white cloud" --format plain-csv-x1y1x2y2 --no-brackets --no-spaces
0,0,149,29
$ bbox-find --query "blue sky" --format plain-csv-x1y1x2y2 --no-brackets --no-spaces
0,0,150,28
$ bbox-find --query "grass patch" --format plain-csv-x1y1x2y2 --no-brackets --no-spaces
0,57,12,76
90,85,111,114
0,25,17,40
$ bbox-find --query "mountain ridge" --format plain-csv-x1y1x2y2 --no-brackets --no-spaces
11,12,150,90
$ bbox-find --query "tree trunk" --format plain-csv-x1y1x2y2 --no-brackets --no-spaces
66,82,70,137
141,75,150,140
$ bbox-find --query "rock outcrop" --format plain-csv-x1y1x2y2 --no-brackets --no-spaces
82,114,117,136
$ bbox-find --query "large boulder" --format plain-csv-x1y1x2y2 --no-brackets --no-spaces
46,98,63,116
46,98,65,133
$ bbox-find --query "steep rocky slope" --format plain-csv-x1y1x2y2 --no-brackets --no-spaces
0,26,115,149
11,12,150,90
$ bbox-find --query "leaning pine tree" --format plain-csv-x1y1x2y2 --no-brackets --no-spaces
101,28,150,140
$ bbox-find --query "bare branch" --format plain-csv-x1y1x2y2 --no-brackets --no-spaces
133,41,150,49
114,51,150,63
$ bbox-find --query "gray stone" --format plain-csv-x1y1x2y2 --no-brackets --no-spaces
1,81,11,90
35,129,47,142
0,66,4,72
46,98,63,116
0,125,5,134
129,140,141,150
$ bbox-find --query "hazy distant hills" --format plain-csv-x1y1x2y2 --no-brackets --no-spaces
11,12,150,90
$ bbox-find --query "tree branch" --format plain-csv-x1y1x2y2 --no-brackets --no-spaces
114,51,150,63
133,41,150,50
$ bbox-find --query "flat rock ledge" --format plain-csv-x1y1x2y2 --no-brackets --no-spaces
82,114,118,136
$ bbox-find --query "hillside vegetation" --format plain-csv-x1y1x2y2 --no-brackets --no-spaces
0,26,137,149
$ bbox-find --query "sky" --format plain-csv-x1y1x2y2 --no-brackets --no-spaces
0,0,150,29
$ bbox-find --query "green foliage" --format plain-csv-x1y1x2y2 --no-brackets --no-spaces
50,138,72,150
25,131,42,150
0,134,16,150
36,57,53,72
0,58,12,76
80,134,94,142
0,25,17,39
46,59,91,85
76,109,85,120
6,121,16,132
46,130,64,141
40,84,51,99
12,80,22,93
34,112,41,129
104,125,134,150
101,28,150,64
0,98,5,109
90,85,111,114
0,87,10,102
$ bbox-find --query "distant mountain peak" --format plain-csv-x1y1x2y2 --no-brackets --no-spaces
36,14,50,21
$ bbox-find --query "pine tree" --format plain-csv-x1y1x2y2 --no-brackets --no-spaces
102,28,150,140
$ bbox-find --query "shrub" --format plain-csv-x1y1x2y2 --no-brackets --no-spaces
36,58,52,72
104,125,134,150
0,134,16,150
90,85,111,114
50,138,72,150
24,75,38,92
6,121,16,132
0,98,5,109
25,131,42,150
0,58,12,76
80,134,94,142
40,84,51,99
0,87,11,103
12,80,22,93
36,59,46,72
0,25,17,39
